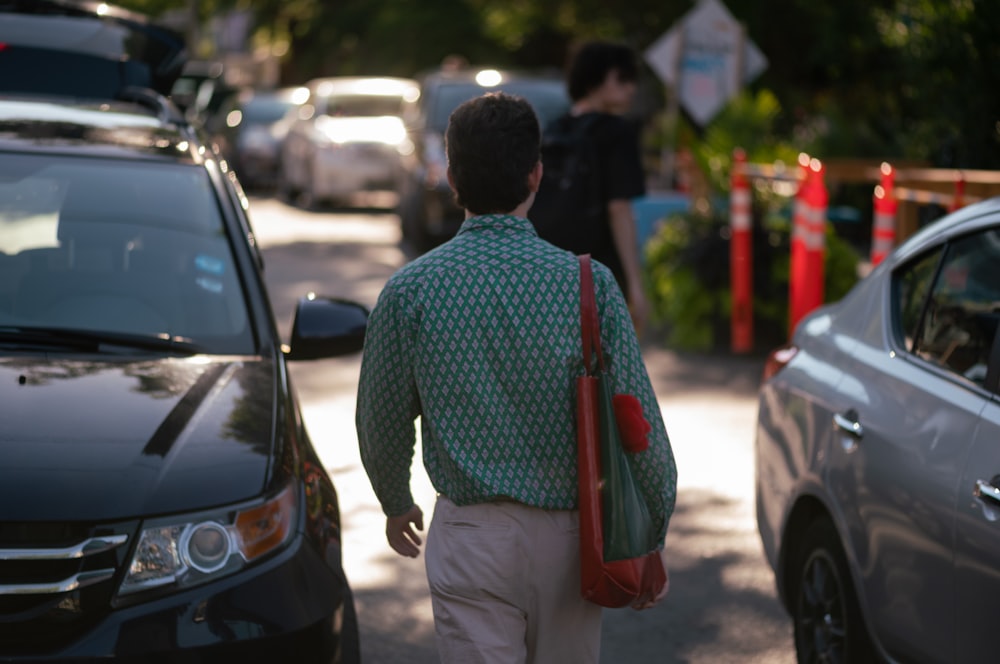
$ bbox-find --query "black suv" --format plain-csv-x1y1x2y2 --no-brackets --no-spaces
397,67,570,253
0,2,364,662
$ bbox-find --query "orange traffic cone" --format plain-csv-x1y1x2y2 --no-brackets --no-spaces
729,148,753,353
870,162,897,266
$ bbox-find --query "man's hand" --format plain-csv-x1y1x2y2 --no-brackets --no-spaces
386,505,424,558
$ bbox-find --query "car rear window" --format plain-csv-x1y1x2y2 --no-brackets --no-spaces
321,93,406,118
0,11,185,98
0,154,255,354
0,47,151,99
427,81,569,131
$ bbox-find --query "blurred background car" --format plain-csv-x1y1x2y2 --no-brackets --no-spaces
210,86,309,190
279,76,419,209
755,198,1000,663
397,67,570,254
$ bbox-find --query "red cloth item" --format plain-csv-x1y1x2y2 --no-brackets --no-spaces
612,394,651,453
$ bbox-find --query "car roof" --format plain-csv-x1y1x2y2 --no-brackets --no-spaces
418,67,564,86
889,195,1000,267
304,76,420,98
0,94,202,163
240,86,309,104
0,0,187,98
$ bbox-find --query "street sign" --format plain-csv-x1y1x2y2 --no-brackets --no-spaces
645,0,767,126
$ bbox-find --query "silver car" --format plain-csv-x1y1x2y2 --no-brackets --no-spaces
279,76,419,209
755,197,1000,663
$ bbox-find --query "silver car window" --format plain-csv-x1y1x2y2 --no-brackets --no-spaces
910,228,1000,386
896,249,942,351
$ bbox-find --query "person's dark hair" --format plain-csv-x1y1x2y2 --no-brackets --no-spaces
445,92,541,214
567,41,638,102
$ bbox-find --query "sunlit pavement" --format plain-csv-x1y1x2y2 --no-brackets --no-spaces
249,195,795,663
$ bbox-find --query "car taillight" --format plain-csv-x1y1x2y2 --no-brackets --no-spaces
762,344,798,382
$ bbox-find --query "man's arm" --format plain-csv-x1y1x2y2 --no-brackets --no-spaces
355,285,422,525
596,266,677,543
608,198,649,333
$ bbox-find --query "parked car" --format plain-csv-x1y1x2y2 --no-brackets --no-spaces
210,86,308,190
279,76,419,209
0,12,365,660
755,198,1000,663
397,67,570,253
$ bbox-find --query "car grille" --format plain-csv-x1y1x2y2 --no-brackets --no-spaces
0,522,136,655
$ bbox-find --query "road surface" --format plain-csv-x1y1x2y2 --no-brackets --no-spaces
247,195,797,663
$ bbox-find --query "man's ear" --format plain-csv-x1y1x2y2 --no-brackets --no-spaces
528,160,543,193
446,167,457,193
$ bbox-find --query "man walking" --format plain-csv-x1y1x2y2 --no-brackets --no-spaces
356,92,676,664
530,40,650,332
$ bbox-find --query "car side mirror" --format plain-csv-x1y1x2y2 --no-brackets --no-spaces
285,295,369,361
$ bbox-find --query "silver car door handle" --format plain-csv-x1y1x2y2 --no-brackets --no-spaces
974,480,1000,506
833,411,864,438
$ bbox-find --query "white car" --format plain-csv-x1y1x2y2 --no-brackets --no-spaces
279,76,419,208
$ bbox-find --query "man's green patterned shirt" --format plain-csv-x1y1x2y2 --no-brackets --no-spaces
355,214,677,542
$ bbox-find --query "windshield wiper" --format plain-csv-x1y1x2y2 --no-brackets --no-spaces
0,326,204,355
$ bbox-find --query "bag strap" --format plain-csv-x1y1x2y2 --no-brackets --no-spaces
579,254,604,375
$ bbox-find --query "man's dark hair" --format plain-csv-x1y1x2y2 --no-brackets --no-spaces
567,41,638,102
445,92,541,215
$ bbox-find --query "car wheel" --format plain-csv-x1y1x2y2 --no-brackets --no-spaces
398,188,429,255
277,156,298,204
791,520,876,664
298,159,323,211
421,192,446,248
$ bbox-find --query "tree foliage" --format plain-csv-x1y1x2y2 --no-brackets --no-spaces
116,0,1000,168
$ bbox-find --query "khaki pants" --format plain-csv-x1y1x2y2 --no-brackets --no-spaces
425,495,602,664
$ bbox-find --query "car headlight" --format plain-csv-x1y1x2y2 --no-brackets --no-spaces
118,484,298,597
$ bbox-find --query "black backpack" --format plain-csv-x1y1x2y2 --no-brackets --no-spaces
529,113,604,255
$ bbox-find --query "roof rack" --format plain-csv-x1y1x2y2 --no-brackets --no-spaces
117,87,186,125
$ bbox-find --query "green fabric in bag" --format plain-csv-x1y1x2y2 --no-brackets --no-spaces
596,367,657,562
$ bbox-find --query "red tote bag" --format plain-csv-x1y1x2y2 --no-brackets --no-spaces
576,254,666,608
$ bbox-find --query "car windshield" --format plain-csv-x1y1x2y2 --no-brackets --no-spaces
427,80,570,131
0,154,255,354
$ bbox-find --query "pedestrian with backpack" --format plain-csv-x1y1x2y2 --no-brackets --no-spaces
529,40,650,333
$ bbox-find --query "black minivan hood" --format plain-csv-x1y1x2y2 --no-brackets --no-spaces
0,356,276,521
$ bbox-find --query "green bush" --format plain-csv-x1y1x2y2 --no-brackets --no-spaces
643,208,860,353
644,209,729,352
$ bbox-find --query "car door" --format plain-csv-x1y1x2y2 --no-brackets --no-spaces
950,228,1000,661
956,396,1000,660
830,230,996,663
